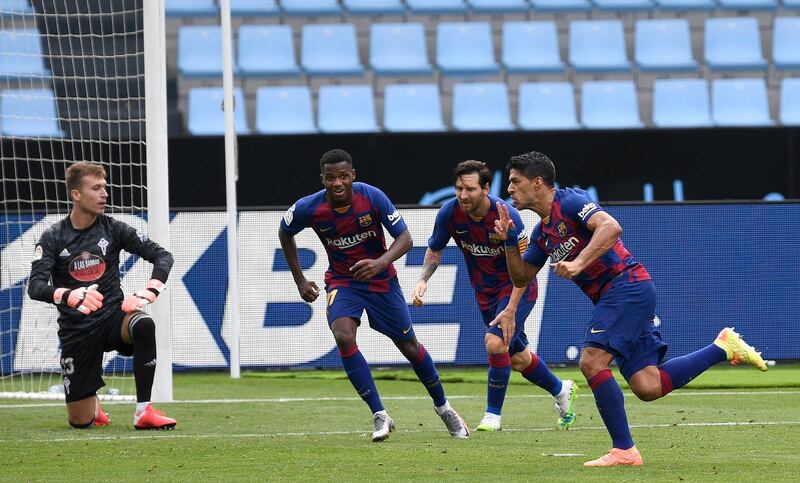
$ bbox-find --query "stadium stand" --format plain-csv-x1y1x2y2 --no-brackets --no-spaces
383,83,446,131
569,20,631,72
436,22,500,77
178,26,227,77
581,80,644,129
317,84,378,133
301,24,363,77
238,25,300,77
518,82,580,130
704,17,768,70
773,17,800,70
651,79,712,128
0,88,61,137
370,23,433,76
502,21,565,74
779,78,800,126
188,87,250,135
452,82,514,131
255,85,317,134
634,19,697,72
0,29,50,79
711,78,773,126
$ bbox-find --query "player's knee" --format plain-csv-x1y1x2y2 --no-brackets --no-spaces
68,417,94,429
331,329,356,349
395,338,420,360
579,357,605,379
129,313,155,342
630,382,662,401
484,335,507,355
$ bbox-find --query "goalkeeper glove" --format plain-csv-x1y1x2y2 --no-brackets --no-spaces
122,279,166,314
54,284,104,315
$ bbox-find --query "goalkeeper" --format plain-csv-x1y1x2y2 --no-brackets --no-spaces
28,161,176,430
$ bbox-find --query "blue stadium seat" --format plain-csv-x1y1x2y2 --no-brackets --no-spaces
255,86,316,134
711,79,773,126
452,82,514,131
178,26,230,77
468,0,530,13
231,0,280,15
0,89,62,137
165,0,217,16
370,23,433,76
655,0,714,10
343,0,406,14
406,0,470,14
436,22,500,76
529,0,591,11
785,0,800,8
635,19,696,71
238,25,300,77
593,0,654,11
569,20,630,72
518,82,580,130
581,81,643,129
779,78,800,126
652,79,712,127
502,21,565,74
773,17,800,70
0,0,33,15
383,84,445,132
0,29,50,79
705,18,767,71
282,0,343,16
317,85,378,133
717,0,778,10
301,24,363,76
187,87,250,135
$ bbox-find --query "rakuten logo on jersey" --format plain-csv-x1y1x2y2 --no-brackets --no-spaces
459,240,503,257
326,230,378,249
549,236,580,262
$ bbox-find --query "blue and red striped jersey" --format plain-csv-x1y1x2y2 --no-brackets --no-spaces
429,195,537,311
280,182,408,292
523,188,650,304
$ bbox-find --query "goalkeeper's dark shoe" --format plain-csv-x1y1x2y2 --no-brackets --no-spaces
93,400,111,427
134,404,176,430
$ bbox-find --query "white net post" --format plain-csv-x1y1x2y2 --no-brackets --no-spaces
0,0,170,401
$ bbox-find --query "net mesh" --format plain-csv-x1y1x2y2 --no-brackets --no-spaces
1,0,147,401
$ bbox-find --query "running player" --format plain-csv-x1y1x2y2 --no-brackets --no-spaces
412,160,577,431
495,151,767,466
278,149,469,442
28,161,177,430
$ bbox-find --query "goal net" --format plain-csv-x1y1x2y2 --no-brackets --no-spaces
1,0,160,401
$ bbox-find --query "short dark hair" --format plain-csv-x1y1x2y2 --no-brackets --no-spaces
453,160,492,187
319,149,353,171
506,151,556,186
66,161,106,192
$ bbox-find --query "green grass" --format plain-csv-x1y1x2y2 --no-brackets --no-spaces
2,365,799,481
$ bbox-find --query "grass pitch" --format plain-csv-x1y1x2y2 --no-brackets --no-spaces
1,365,799,481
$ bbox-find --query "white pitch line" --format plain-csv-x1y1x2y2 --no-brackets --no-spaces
0,420,798,444
1,389,799,409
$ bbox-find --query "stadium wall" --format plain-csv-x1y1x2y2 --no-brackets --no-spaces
2,203,798,372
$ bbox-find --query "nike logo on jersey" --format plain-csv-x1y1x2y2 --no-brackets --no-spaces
59,248,71,257
455,230,468,234
319,226,332,232
402,326,412,335
590,328,606,334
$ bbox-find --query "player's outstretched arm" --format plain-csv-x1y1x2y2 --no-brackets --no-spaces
551,211,622,280
494,201,539,287
412,248,443,307
278,229,319,302
351,228,412,282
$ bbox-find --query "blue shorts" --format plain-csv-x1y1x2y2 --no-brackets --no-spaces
583,279,667,381
326,280,415,341
480,295,534,356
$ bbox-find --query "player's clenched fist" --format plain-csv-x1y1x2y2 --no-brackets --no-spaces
122,279,165,313
412,280,427,307
296,279,320,303
54,284,104,315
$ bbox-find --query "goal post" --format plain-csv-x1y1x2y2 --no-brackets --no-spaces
0,0,172,401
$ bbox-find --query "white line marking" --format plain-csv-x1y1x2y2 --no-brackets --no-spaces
0,420,797,444
1,390,798,409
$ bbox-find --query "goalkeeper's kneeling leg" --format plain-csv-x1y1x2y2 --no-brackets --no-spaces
128,313,157,402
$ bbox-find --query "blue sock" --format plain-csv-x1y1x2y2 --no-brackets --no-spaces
410,345,447,407
658,344,727,394
487,353,511,415
520,354,562,396
340,345,383,414
588,369,634,450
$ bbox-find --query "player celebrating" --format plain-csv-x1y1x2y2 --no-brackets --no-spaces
28,161,177,430
495,151,767,466
412,160,577,432
278,149,469,442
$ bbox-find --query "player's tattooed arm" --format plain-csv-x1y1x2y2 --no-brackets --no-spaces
412,248,442,307
278,229,319,302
